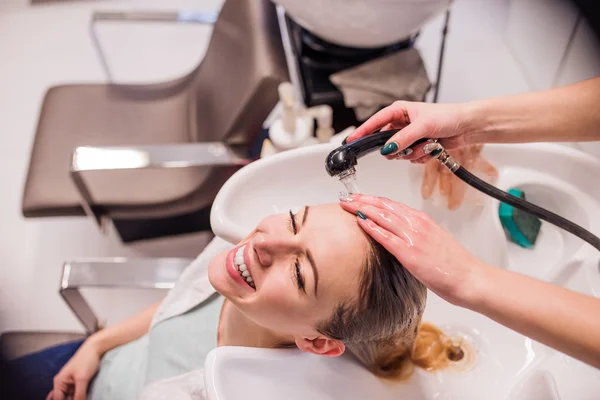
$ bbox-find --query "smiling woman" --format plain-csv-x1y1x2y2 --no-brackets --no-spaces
10,204,457,400
210,203,453,378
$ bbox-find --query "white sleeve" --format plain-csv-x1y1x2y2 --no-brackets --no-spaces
138,370,207,400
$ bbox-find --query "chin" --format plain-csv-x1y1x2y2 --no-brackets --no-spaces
208,250,229,296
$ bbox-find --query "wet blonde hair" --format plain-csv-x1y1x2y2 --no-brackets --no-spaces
317,239,454,378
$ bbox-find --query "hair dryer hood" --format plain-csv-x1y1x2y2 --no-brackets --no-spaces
274,0,450,48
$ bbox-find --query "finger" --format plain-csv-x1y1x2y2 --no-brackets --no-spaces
410,155,433,164
380,122,410,132
342,194,418,217
448,174,466,210
381,123,430,157
52,377,69,400
356,215,410,257
53,389,66,400
467,144,484,159
355,204,420,244
381,123,394,132
384,139,425,161
439,167,452,197
473,156,498,177
74,379,88,400
47,392,54,400
421,159,440,199
347,103,410,143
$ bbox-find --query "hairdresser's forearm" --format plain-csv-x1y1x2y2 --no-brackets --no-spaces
86,301,162,355
464,77,600,144
466,265,600,368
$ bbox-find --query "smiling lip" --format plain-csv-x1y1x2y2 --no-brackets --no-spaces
226,244,255,290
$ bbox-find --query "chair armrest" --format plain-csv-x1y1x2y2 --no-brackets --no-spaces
92,10,219,24
90,9,219,81
60,258,192,334
69,143,251,231
72,142,250,171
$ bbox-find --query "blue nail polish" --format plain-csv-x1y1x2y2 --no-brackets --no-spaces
356,211,367,220
380,142,399,156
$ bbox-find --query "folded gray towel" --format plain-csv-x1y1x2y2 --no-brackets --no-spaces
330,48,431,120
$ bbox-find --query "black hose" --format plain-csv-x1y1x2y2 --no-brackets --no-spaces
454,166,600,252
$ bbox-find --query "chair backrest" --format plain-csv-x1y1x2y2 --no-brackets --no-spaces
191,0,289,146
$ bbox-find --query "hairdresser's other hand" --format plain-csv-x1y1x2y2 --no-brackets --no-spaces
47,340,101,400
340,195,489,306
422,144,498,210
346,101,475,163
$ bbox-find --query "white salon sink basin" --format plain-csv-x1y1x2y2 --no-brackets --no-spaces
208,143,600,400
273,0,448,48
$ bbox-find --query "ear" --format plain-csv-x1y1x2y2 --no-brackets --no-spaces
295,336,345,357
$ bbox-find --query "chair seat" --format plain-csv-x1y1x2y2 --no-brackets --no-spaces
0,331,87,360
22,82,210,218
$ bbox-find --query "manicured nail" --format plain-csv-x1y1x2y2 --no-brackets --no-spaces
396,148,413,158
380,142,399,156
431,148,443,157
356,210,367,220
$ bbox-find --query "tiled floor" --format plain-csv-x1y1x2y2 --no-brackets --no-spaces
0,0,598,335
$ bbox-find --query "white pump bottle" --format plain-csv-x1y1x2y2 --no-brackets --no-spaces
266,82,335,157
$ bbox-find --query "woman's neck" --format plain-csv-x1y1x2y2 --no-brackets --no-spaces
218,299,295,349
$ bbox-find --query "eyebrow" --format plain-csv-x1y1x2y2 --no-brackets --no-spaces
301,206,319,296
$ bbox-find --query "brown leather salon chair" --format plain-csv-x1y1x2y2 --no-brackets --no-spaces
21,0,289,242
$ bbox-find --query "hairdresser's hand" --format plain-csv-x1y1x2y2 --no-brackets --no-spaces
422,144,498,210
346,101,476,163
340,194,489,306
47,340,101,400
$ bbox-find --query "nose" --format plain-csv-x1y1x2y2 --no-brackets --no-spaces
252,232,297,267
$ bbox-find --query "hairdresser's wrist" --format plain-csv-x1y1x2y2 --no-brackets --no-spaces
450,258,495,311
458,100,498,147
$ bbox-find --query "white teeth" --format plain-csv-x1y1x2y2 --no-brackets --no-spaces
233,245,253,288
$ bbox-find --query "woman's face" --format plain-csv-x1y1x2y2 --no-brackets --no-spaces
208,203,369,354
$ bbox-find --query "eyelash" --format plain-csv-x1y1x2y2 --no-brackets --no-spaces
295,260,305,293
288,210,305,293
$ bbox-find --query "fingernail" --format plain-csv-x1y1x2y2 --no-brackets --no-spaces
380,142,399,156
356,210,367,220
396,148,413,158
423,143,437,154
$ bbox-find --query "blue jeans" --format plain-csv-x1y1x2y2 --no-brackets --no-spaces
1,339,85,399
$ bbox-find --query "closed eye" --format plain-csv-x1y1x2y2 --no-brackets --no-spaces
295,259,306,294
287,209,306,294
